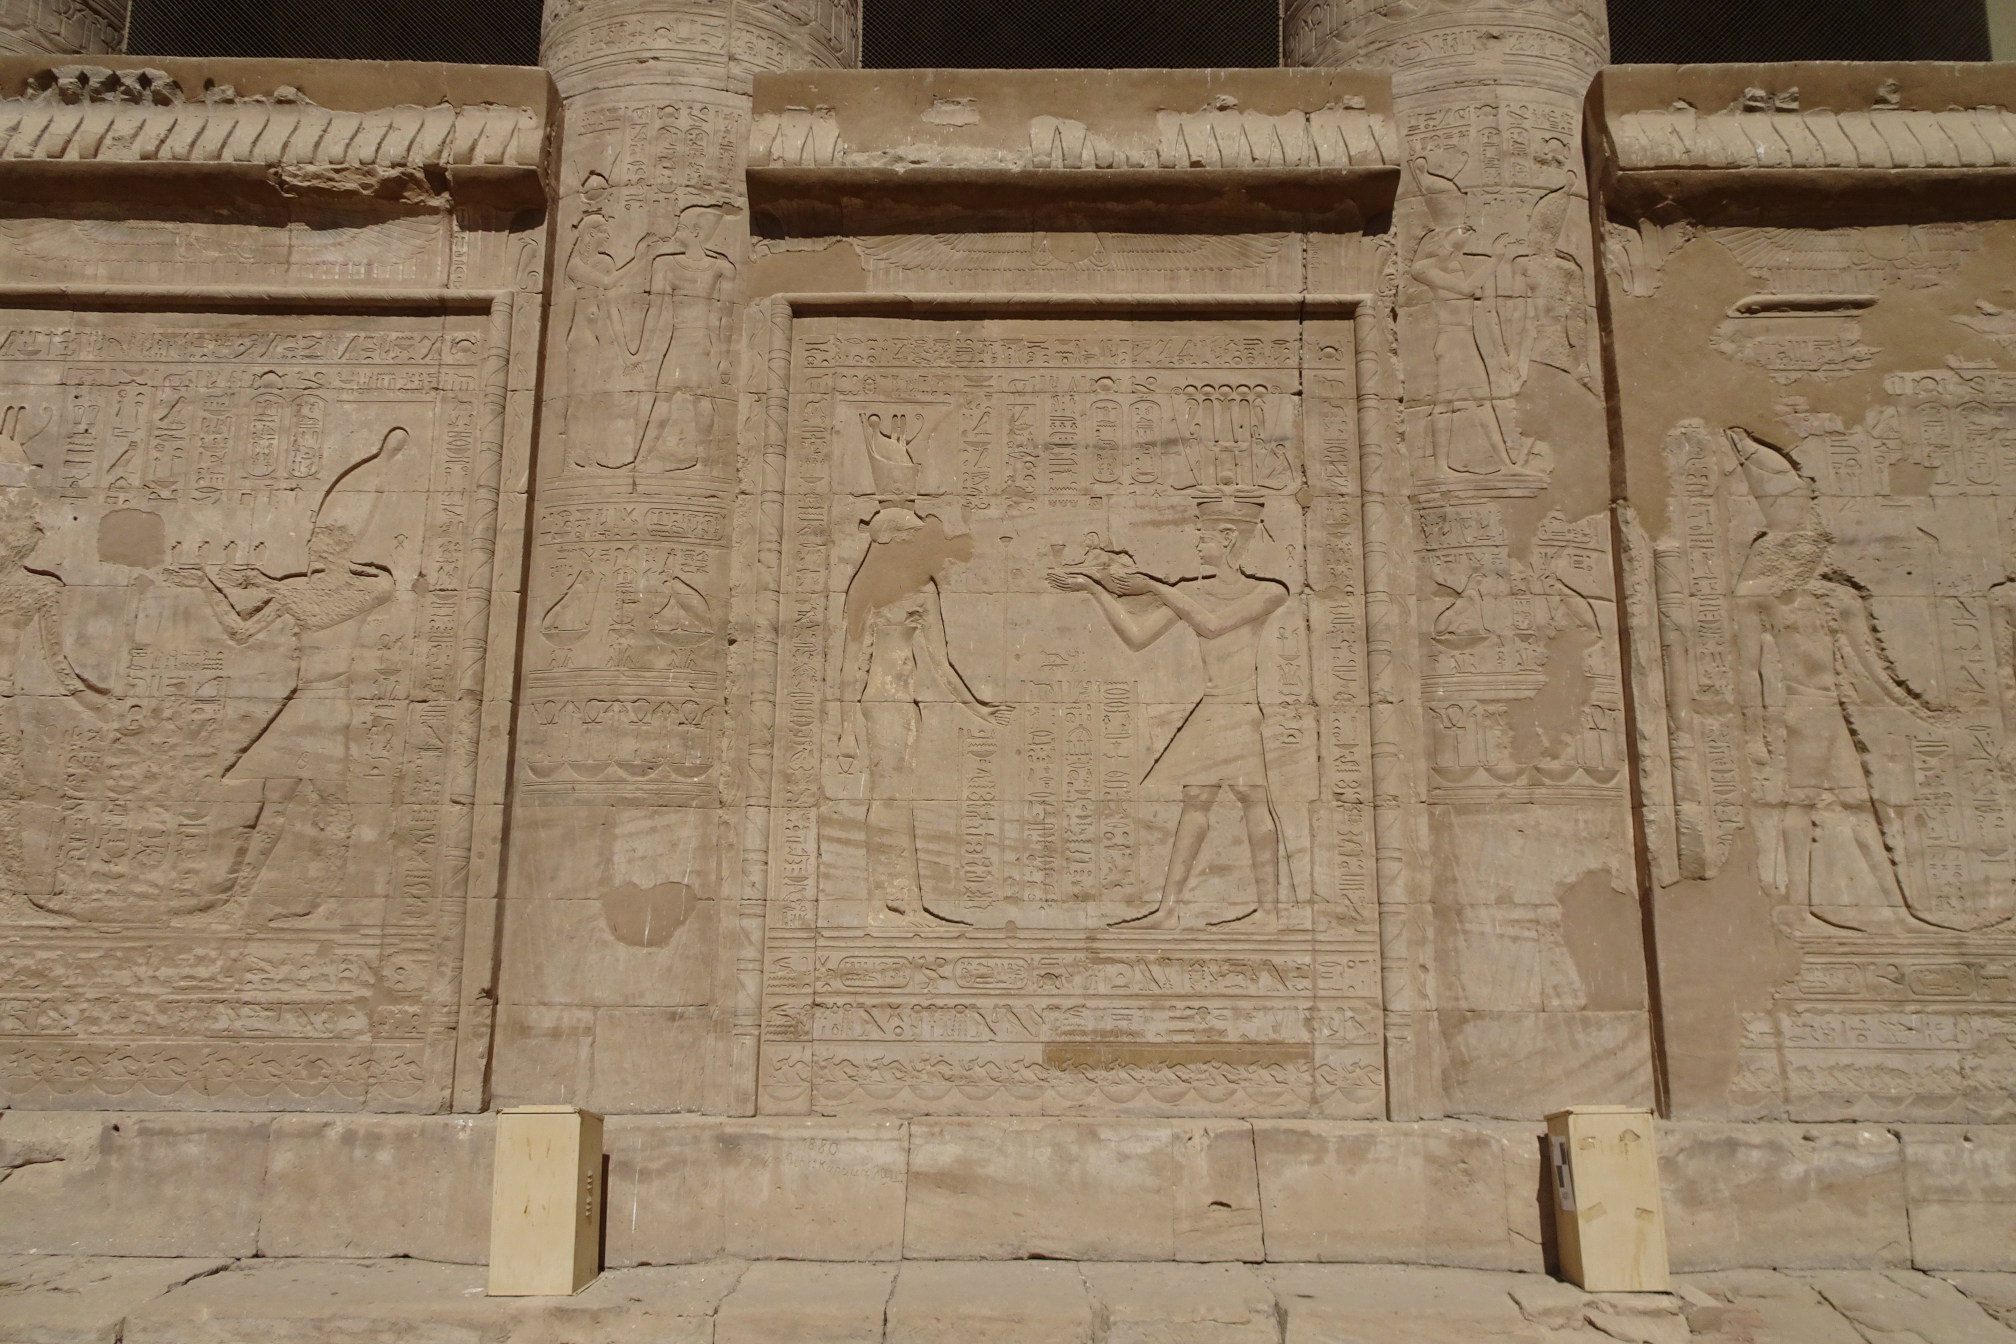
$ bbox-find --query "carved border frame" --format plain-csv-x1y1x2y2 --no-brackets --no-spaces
0,282,523,1115
722,291,1424,1120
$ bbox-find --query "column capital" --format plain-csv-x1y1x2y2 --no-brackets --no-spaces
1283,0,1609,92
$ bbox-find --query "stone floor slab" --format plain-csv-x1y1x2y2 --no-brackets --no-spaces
0,1256,230,1344
1263,1265,1548,1344
119,1258,746,1344
1676,1270,1864,1343
885,1262,1094,1344
715,1262,896,1344
1081,1263,1279,1344
1803,1269,2016,1344
1945,1274,2016,1329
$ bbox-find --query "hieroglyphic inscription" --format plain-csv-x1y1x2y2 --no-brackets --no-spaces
1638,255,2016,1116
0,303,509,1110
756,313,1380,1117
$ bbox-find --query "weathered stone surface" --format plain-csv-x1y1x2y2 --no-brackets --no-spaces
1944,1273,2016,1329
0,1114,266,1258
0,0,120,56
720,1120,908,1260
0,1256,228,1344
905,1119,1260,1261
1661,1124,1909,1271
1264,1264,1550,1344
259,1115,493,1262
1252,1122,1520,1267
603,1117,728,1267
0,55,548,1119
715,1262,895,1344
1904,1128,2016,1272
1080,1263,1279,1344
1600,67,2016,1130
1679,1270,1870,1344
602,1117,906,1266
121,1259,743,1344
6,0,2016,1293
1803,1270,2016,1344
121,1259,497,1344
885,1262,1094,1344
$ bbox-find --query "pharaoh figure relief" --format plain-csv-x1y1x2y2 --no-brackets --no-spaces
1048,494,1291,930
1404,145,1591,486
762,315,1367,1118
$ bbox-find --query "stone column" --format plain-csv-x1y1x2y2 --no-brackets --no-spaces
1285,1,1659,1117
494,0,857,1112
0,0,122,54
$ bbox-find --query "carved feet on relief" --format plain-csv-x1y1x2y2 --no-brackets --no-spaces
1772,902,1917,937
1207,905,1277,931
1110,903,1181,931
867,903,968,933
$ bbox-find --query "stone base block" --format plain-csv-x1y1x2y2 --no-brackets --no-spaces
1660,1122,1909,1272
1900,1128,2016,1272
12,1255,2016,1344
5,1110,2009,1271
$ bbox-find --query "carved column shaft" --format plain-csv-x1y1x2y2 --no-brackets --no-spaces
495,0,857,1112
1287,0,1659,1117
0,0,122,54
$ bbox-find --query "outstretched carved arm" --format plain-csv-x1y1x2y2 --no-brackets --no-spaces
1147,577,1286,640
1732,595,1774,766
1992,583,2016,738
182,569,283,646
1048,571,1180,651
30,594,98,697
837,616,868,759
920,581,996,721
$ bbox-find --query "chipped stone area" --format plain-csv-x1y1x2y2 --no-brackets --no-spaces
4,1258,2014,1344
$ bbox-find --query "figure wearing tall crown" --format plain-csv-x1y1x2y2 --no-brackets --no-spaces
1048,493,1290,930
838,408,1005,928
1726,428,1945,931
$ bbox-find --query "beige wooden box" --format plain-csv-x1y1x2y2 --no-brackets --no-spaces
1545,1106,1670,1292
488,1106,604,1296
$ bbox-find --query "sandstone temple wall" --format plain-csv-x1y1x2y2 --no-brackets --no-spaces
0,56,551,1113
1595,62,2016,1124
2,5,2016,1276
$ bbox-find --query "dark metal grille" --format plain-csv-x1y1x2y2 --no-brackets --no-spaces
118,0,1990,76
863,0,1280,69
1608,0,1990,64
126,0,542,66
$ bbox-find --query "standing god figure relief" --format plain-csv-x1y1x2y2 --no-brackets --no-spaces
1728,429,1946,932
1049,495,1289,930
838,412,1006,929
2,424,106,907
562,175,736,475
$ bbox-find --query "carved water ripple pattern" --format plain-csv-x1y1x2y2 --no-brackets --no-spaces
0,87,542,167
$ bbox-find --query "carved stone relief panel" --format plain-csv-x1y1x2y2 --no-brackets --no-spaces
754,312,1380,1118
516,86,746,812
0,297,519,1110
1611,218,2016,1121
